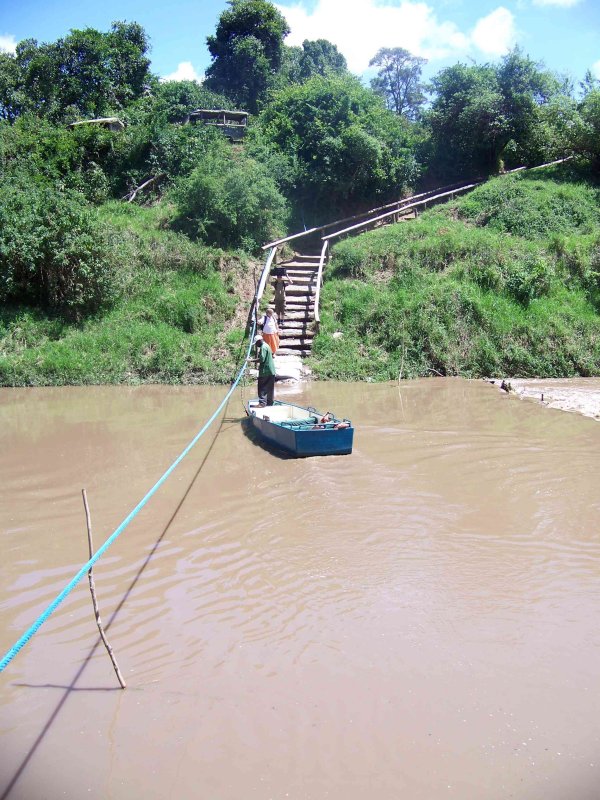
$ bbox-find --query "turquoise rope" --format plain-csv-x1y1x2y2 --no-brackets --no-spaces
0,324,256,674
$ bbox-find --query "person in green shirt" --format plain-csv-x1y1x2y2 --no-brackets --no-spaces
254,334,276,406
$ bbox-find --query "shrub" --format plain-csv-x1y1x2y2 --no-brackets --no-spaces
0,179,122,317
172,148,288,251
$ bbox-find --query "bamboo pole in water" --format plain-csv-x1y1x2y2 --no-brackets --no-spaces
82,489,126,689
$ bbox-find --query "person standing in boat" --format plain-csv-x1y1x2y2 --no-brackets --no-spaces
260,308,279,355
273,268,292,327
253,334,276,407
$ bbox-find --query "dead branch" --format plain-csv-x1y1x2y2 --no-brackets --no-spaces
82,489,126,689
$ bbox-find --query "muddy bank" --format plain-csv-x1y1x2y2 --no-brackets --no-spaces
488,377,600,421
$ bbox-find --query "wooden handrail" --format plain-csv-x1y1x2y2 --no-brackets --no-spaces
257,246,277,304
319,158,572,244
321,182,482,241
261,227,322,251
313,240,329,327
261,181,478,250
249,246,278,328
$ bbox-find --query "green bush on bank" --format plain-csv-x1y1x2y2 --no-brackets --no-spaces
312,274,600,380
0,203,250,386
330,215,557,305
457,174,600,237
171,147,289,252
0,179,123,317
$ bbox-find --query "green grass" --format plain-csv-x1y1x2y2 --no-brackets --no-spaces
457,173,600,238
309,172,600,380
3,172,600,386
0,203,250,386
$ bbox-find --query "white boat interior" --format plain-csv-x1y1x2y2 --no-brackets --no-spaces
248,402,319,422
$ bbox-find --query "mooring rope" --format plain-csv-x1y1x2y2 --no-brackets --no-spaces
0,322,256,674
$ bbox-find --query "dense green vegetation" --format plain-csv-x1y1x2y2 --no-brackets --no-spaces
0,204,249,385
311,171,600,380
1,0,599,386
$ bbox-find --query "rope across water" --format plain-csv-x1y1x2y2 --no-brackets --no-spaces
0,323,256,674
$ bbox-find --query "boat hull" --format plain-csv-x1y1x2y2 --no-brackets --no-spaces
246,400,353,457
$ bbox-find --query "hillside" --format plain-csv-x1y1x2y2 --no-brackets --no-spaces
1,6,600,387
0,204,254,386
310,169,600,381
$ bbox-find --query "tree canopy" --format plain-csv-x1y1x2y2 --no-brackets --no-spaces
0,22,151,122
369,47,427,120
283,39,348,84
425,49,566,180
255,74,419,220
204,0,290,113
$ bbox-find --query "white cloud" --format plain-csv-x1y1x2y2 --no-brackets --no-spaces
277,0,518,73
471,7,517,56
592,60,600,80
278,0,469,72
0,34,17,55
532,0,580,7
160,61,202,83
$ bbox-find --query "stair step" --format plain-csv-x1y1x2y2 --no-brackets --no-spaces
278,337,314,347
278,261,321,269
279,324,313,331
285,286,315,296
279,272,317,282
279,324,314,333
277,311,314,321
276,348,312,356
285,307,314,315
279,327,314,337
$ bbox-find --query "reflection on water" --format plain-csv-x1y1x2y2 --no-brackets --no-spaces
1,379,600,800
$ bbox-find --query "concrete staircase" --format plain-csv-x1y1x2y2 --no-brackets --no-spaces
267,253,320,357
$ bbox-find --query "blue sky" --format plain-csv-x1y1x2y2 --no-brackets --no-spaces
1,0,599,89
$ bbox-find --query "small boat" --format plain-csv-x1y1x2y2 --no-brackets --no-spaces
245,399,354,457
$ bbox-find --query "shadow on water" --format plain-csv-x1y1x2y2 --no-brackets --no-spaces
1,411,227,800
240,416,297,461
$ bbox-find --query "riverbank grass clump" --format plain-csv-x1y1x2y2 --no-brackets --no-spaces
310,172,600,380
0,203,252,386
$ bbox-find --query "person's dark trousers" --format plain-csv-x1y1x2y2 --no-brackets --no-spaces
258,375,275,406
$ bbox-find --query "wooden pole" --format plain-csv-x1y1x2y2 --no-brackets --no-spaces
82,489,126,689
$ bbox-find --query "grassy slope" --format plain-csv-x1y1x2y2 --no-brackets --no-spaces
2,169,599,387
0,203,253,386
309,169,600,380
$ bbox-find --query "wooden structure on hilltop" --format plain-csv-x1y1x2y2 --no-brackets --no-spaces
187,109,249,141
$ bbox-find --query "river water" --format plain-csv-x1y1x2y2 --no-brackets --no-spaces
1,379,599,800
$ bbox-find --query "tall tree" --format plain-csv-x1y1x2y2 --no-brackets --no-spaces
204,0,290,113
281,39,347,85
2,23,151,121
256,74,419,219
297,39,347,81
0,52,24,121
426,50,564,180
369,47,427,120
568,88,600,171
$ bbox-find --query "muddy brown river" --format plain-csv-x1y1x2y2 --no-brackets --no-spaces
1,379,599,799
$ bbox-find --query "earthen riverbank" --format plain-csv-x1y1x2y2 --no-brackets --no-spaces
488,377,600,421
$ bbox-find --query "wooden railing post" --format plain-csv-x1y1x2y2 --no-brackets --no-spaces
313,240,329,330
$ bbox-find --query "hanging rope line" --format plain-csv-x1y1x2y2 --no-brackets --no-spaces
0,320,257,674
